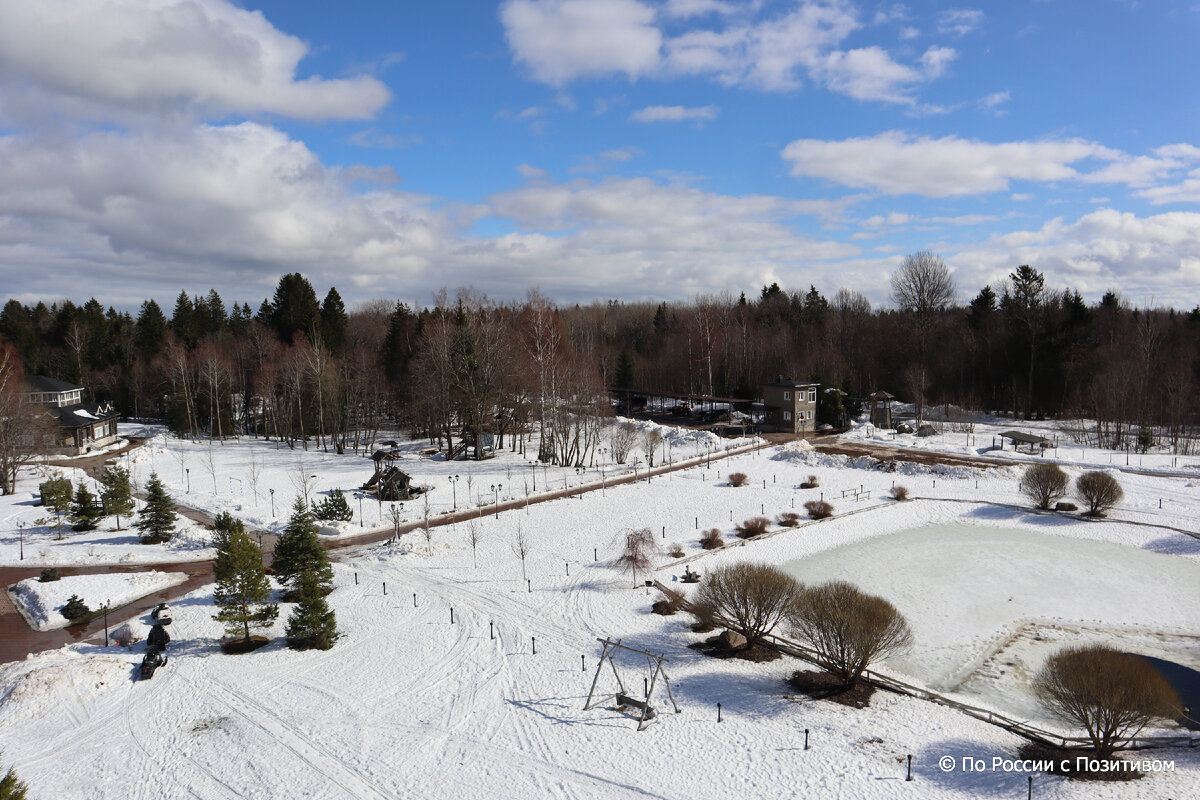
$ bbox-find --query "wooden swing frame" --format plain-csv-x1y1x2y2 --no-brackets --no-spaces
584,637,680,731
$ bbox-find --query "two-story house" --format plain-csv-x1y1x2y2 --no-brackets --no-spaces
761,377,819,434
23,376,120,455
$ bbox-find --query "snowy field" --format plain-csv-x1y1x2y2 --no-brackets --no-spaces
0,462,218,567
8,571,188,631
0,433,1197,798
841,406,1200,477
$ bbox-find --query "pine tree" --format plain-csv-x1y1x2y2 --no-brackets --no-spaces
136,472,177,544
271,498,333,599
319,287,348,354
212,526,277,644
99,465,135,530
285,569,338,651
210,511,243,554
69,483,103,531
314,489,353,522
0,754,29,800
38,475,72,539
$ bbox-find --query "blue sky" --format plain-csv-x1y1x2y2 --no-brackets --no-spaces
1,0,1199,310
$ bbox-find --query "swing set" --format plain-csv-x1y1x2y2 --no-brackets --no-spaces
584,637,680,731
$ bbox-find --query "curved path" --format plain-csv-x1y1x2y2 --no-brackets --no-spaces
0,437,773,664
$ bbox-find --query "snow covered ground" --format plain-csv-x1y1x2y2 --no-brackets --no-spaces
0,432,1196,798
0,463,218,567
841,407,1200,476
8,571,188,631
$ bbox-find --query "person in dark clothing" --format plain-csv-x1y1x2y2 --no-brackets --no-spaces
147,623,170,652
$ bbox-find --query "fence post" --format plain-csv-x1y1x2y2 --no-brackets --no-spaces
383,582,387,596
717,702,722,722
906,754,912,781
804,729,809,750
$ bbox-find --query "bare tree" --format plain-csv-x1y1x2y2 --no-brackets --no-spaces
388,503,403,542
611,527,657,587
466,521,481,568
1021,463,1069,510
641,428,662,468
609,420,637,464
1034,645,1181,759
0,342,52,495
694,563,804,648
421,493,433,555
891,251,955,424
789,581,913,688
1076,471,1124,517
513,523,531,581
246,448,262,505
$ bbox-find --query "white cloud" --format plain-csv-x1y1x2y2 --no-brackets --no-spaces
629,104,718,122
500,0,662,85
1136,169,1200,205
952,209,1200,306
979,90,1010,114
781,131,1122,196
936,9,984,36
899,26,920,39
0,0,390,123
517,163,549,180
502,0,951,104
663,0,737,18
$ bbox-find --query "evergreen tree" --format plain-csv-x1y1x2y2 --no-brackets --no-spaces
614,350,634,389
285,569,338,651
60,594,91,621
268,273,320,344
69,483,103,532
0,754,29,800
39,475,73,539
319,287,348,354
136,472,177,544
99,466,135,530
271,498,333,599
314,489,354,522
212,526,277,644
210,510,244,555
135,299,169,360
171,291,198,348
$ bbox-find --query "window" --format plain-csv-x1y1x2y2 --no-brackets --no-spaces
783,391,791,400
808,389,817,402
783,411,792,421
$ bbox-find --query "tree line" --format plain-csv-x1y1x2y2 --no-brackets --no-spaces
1,258,1197,468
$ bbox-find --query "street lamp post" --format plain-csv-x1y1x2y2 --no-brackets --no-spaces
185,467,190,493
449,474,460,510
531,461,537,492
18,521,24,561
269,487,275,516
574,466,585,494
491,484,503,518
103,600,110,646
357,493,364,527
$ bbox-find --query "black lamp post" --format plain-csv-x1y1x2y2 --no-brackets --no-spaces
449,474,460,510
269,487,275,516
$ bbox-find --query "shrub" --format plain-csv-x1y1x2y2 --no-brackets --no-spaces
651,588,686,616
1021,463,1069,510
804,500,833,519
699,528,723,550
1034,646,1180,759
727,472,749,487
38,568,59,583
314,489,354,522
693,563,803,647
688,597,718,632
1076,472,1124,517
60,595,91,621
667,541,685,558
888,485,909,501
776,512,801,527
789,581,912,689
799,475,819,489
736,516,769,538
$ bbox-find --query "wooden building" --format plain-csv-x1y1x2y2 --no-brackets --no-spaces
23,376,120,455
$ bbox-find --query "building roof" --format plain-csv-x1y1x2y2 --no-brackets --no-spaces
999,430,1051,446
48,401,119,428
25,375,85,394
761,377,819,388
865,390,895,401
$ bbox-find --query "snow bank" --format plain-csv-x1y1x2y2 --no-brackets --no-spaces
8,571,188,631
0,650,131,725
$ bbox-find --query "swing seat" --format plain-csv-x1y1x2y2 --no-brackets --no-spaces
615,694,656,719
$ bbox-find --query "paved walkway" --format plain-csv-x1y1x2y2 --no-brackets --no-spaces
0,438,771,663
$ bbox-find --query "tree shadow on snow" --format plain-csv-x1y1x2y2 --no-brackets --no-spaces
1142,534,1200,556
963,505,1076,528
